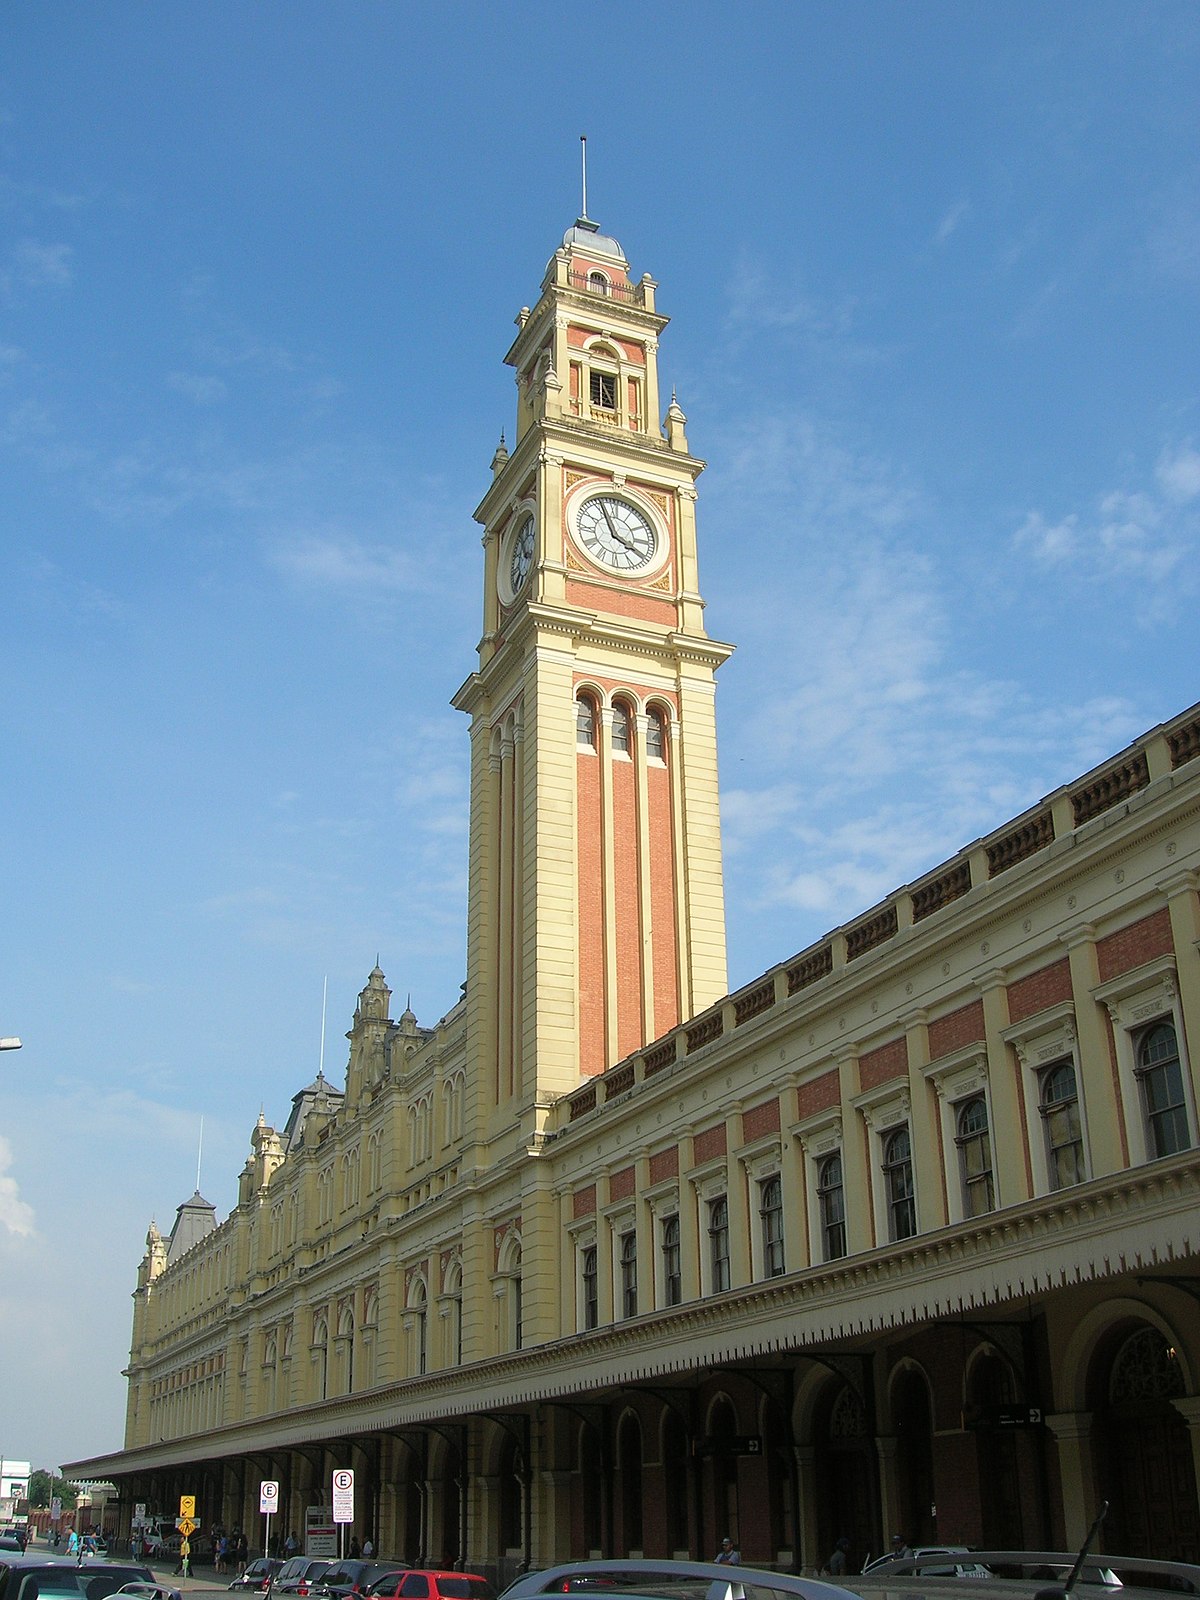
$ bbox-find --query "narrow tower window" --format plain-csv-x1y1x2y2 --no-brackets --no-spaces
576,695,597,749
646,707,666,761
611,702,631,755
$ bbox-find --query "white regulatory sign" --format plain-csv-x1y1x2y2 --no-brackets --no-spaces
259,1480,280,1515
331,1469,354,1524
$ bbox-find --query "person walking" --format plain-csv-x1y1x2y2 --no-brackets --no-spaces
715,1537,740,1565
824,1538,850,1575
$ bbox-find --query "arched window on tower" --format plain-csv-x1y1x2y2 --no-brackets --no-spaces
612,701,631,756
576,695,597,750
646,706,667,762
587,270,610,296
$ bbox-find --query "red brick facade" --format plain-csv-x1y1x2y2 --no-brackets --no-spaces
928,999,985,1059
1097,906,1173,981
859,1037,908,1090
1007,957,1072,1023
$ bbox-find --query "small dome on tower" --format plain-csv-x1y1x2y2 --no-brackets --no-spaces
560,216,626,265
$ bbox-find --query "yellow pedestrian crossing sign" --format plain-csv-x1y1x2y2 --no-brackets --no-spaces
177,1518,197,1537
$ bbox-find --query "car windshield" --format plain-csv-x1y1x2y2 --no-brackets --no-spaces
4,1569,155,1600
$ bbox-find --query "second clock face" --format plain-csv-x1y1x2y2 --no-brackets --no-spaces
509,514,535,594
575,495,657,572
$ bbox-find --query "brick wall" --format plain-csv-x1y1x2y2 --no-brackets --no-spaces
609,1165,635,1201
693,1122,727,1164
1096,906,1173,981
741,1098,780,1141
796,1068,840,1119
1007,957,1071,1023
860,1037,908,1091
928,1000,985,1060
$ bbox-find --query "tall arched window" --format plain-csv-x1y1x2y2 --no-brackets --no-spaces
611,701,631,755
818,1153,847,1260
883,1128,916,1240
576,695,597,749
1136,1021,1188,1156
956,1096,994,1215
646,706,667,761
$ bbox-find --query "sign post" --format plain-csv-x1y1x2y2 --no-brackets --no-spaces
178,1496,196,1576
331,1471,354,1562
260,1480,279,1561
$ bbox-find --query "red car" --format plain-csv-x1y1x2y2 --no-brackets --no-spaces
366,1574,494,1600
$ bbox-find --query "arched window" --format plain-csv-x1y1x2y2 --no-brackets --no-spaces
576,695,597,749
646,707,667,761
817,1152,847,1260
620,1230,638,1318
1136,1021,1189,1157
956,1096,994,1215
883,1127,916,1240
759,1174,785,1277
587,270,610,296
409,1280,428,1376
611,701,631,755
1040,1060,1084,1188
661,1214,681,1305
582,1245,598,1330
708,1196,730,1292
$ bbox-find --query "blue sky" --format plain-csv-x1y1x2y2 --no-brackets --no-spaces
2,3,1197,1471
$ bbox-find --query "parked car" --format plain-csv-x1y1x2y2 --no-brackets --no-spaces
314,1561,397,1600
0,1535,27,1554
367,1571,494,1600
0,1556,159,1600
500,1558,859,1600
116,1581,184,1600
230,1558,284,1592
862,1546,991,1578
273,1557,336,1595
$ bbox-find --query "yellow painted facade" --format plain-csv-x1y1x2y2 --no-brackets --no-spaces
71,219,1200,1578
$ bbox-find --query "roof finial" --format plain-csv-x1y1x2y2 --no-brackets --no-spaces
580,134,589,222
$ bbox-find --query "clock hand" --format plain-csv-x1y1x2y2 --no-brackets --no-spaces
598,501,631,548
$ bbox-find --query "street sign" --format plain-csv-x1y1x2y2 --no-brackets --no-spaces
177,1518,198,1537
179,1496,195,1519
260,1481,280,1515
332,1470,354,1525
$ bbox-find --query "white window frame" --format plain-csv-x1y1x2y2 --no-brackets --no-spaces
643,1178,681,1309
566,1217,600,1332
852,1083,916,1246
923,1045,996,1223
1001,1000,1090,1195
603,1203,637,1320
1094,954,1196,1166
792,1108,844,1265
741,1140,784,1281
690,1165,729,1296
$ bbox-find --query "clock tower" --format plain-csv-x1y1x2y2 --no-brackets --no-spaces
454,214,732,1138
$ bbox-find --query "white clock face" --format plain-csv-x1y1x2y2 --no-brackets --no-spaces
575,495,657,572
508,514,535,594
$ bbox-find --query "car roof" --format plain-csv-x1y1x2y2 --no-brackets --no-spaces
499,1558,859,1600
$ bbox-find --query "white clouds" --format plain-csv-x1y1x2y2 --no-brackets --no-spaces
1157,441,1200,502
4,238,73,291
0,1137,35,1236
267,531,432,595
1013,442,1199,601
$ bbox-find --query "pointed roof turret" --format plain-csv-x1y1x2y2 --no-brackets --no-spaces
166,1189,217,1260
